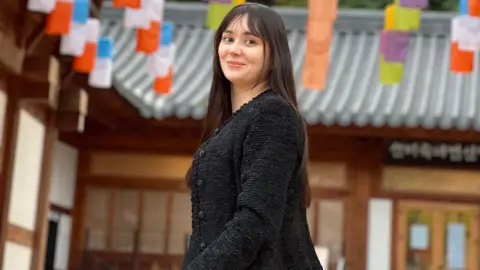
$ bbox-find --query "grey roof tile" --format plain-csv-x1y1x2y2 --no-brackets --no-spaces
100,2,480,131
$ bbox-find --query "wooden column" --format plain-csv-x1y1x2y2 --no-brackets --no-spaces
0,76,22,268
68,152,89,270
344,139,382,270
30,111,58,270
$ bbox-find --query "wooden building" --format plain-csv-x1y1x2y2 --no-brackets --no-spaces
2,1,480,270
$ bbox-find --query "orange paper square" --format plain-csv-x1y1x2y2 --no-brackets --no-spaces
46,1,73,35
308,0,338,21
154,68,173,94
450,42,474,73
112,0,141,8
302,48,329,90
136,21,161,54
306,21,334,44
73,43,97,73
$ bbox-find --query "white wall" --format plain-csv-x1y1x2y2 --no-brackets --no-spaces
3,109,46,270
50,141,78,209
49,141,78,270
366,198,393,270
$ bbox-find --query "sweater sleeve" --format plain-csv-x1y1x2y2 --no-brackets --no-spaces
185,105,301,270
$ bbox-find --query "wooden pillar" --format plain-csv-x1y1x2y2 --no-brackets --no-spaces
30,111,58,270
344,139,382,270
68,152,88,270
0,76,22,268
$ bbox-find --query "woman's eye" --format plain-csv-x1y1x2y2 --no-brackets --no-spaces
222,37,234,43
246,39,257,45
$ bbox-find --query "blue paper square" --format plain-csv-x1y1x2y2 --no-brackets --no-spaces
161,21,175,45
459,0,468,15
72,0,90,24
97,37,114,59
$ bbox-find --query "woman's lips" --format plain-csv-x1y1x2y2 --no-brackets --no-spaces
227,61,245,68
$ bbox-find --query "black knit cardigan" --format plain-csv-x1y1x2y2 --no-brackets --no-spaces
181,90,323,270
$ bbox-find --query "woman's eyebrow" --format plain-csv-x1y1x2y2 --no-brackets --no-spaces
223,29,257,37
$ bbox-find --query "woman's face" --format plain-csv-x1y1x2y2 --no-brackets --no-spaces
218,15,268,88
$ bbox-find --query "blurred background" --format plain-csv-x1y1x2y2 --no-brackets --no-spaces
1,0,479,270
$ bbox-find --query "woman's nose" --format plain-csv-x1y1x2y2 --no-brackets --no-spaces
228,42,241,55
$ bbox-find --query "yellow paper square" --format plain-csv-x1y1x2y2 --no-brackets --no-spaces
394,5,421,30
206,2,236,30
384,4,395,30
379,56,404,84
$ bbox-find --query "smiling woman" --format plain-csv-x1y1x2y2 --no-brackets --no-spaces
181,3,322,270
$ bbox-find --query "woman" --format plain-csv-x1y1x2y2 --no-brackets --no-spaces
182,3,322,270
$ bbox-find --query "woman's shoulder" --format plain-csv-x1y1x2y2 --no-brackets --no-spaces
251,91,302,125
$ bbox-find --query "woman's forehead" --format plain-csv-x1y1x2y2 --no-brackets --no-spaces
225,15,250,32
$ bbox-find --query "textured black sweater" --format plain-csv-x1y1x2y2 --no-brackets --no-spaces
181,90,323,270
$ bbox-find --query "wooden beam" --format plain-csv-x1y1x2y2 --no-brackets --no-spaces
308,124,480,143
9,75,59,107
0,29,26,74
58,87,88,114
4,56,61,106
22,56,60,84
59,132,200,155
56,88,88,132
57,111,86,132
0,0,29,74
6,224,34,247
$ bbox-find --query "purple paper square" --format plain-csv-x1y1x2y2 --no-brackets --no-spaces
209,0,233,3
383,31,410,63
380,31,387,54
398,0,428,9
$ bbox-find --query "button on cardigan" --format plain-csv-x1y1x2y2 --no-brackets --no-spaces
182,90,323,270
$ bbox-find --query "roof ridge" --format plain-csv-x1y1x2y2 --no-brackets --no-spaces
101,1,452,34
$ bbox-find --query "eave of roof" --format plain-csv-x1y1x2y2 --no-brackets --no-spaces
99,2,480,131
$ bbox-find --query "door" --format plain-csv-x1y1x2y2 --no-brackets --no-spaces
397,201,479,270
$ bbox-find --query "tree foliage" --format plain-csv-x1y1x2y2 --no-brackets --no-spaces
169,0,458,11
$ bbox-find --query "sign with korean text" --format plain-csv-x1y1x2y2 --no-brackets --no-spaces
384,140,480,166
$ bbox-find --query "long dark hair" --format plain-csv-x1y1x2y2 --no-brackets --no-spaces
186,3,311,208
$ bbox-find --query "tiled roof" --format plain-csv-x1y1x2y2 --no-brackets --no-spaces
100,2,480,131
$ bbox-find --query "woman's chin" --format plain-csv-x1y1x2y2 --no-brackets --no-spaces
225,74,247,85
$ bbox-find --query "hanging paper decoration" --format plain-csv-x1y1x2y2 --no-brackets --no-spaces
60,23,88,56
450,42,474,73
470,0,480,16
153,68,173,94
89,37,114,89
46,0,74,35
124,0,165,29
150,22,175,94
395,0,428,9
60,0,91,56
147,22,175,78
206,0,238,30
459,0,468,15
27,0,56,13
136,21,161,53
73,19,100,73
379,1,428,84
113,0,141,9
449,0,480,73
301,0,338,91
131,0,166,53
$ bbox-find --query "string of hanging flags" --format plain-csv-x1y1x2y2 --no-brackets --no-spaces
302,0,338,91
379,0,428,85
450,0,480,73
26,0,175,95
